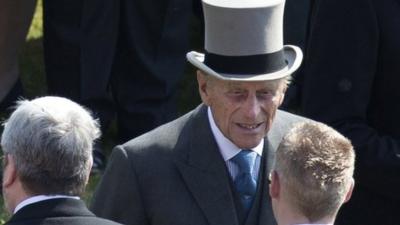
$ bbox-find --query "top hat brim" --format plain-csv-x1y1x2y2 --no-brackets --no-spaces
186,45,303,81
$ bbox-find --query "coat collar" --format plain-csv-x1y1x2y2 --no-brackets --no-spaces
175,105,240,225
7,198,94,223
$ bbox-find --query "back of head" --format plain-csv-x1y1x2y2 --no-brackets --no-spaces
274,121,355,222
1,96,100,196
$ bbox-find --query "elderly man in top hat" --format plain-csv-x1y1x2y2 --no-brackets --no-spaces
91,0,306,224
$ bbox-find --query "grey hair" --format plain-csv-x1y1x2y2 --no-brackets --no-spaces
1,96,101,196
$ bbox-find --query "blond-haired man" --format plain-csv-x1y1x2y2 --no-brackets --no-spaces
270,121,355,225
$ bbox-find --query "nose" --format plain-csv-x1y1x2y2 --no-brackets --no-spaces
243,94,260,120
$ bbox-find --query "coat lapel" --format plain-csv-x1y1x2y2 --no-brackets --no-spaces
255,139,276,225
175,105,239,225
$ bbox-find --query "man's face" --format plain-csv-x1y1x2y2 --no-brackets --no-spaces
197,71,286,149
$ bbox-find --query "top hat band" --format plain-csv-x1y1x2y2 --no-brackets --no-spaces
204,49,287,75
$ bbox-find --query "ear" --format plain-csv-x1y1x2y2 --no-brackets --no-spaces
86,158,93,185
277,93,285,107
269,170,280,199
277,83,287,106
343,178,355,203
196,70,211,106
2,154,18,189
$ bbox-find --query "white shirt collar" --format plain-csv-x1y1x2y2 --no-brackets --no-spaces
14,195,80,214
207,107,263,162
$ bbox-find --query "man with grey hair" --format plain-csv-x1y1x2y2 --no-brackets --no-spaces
1,96,121,225
269,121,355,225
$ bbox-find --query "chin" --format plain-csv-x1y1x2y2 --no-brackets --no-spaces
236,140,262,149
230,132,265,149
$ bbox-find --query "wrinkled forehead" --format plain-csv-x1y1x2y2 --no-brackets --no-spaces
220,77,286,90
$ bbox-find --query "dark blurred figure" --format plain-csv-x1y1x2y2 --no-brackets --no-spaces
43,0,119,171
281,0,315,111
43,0,203,171
298,0,400,224
0,0,36,113
283,0,314,52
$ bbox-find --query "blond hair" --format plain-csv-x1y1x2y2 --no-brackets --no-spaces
274,121,355,222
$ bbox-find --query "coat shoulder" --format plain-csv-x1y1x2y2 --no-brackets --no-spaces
117,105,207,161
274,109,310,128
123,110,192,152
267,110,311,147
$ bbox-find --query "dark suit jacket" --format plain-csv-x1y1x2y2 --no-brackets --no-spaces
43,0,197,141
300,0,400,224
91,104,306,225
6,198,122,225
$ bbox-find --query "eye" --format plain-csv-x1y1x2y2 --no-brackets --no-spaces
226,89,246,101
259,91,272,95
257,90,275,99
228,89,245,96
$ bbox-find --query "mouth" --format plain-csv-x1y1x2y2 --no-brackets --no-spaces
237,122,263,130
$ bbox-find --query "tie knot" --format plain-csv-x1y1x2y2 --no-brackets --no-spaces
232,150,257,174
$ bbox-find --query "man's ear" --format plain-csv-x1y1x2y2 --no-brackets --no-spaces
343,178,355,203
269,170,280,199
196,70,211,106
277,83,287,107
3,154,17,189
278,93,285,107
86,158,93,185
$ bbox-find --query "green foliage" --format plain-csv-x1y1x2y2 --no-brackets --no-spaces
82,174,101,204
20,0,46,99
26,0,43,41
0,199,8,225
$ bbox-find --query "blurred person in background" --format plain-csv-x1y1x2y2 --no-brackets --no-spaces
0,0,36,113
299,0,400,224
43,0,203,172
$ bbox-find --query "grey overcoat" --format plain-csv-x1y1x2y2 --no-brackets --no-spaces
91,104,306,225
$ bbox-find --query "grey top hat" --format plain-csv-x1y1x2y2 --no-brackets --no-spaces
187,0,303,81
